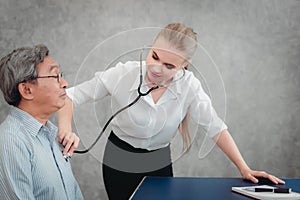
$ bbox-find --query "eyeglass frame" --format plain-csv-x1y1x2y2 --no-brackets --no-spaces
35,72,64,83
19,72,64,84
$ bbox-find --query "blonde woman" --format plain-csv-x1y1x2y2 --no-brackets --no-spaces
58,23,284,200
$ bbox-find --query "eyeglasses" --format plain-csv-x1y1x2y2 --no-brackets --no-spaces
35,72,64,83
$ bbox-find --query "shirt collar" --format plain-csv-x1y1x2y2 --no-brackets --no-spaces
45,120,58,137
129,61,183,95
10,107,57,137
44,120,58,144
172,69,183,95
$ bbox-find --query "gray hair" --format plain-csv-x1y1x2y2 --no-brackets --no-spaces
0,44,49,106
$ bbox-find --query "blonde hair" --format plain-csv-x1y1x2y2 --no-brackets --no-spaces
154,23,197,61
155,23,197,151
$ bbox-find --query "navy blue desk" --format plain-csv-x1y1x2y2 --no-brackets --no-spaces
130,177,300,200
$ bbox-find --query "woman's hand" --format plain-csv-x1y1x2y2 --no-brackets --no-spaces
240,167,285,184
58,130,80,157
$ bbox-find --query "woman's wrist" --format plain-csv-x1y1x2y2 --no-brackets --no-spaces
235,160,251,175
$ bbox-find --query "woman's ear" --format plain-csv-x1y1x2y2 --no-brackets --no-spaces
18,82,34,100
183,60,191,70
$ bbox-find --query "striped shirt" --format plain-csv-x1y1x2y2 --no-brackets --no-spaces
0,107,84,200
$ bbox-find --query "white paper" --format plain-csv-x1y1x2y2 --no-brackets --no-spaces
232,185,300,200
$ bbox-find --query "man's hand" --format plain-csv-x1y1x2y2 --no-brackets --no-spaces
58,130,80,157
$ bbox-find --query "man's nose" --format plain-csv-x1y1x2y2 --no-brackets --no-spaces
60,77,68,88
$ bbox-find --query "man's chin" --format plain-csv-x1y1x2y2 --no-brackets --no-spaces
56,101,66,110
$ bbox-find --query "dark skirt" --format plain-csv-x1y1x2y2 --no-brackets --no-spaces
102,131,173,200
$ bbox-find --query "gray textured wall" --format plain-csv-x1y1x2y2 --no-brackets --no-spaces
0,0,299,199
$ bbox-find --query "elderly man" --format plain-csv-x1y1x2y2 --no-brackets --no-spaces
0,44,83,200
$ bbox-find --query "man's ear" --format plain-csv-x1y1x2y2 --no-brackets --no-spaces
18,82,34,100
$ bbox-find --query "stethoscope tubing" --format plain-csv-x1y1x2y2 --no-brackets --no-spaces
73,49,184,154
74,84,158,154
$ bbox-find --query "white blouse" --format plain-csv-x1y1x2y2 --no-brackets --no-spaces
66,61,227,150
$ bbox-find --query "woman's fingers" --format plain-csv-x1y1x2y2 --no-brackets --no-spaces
58,131,80,156
68,136,80,157
243,169,285,185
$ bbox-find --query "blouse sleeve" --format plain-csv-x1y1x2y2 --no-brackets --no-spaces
66,62,127,107
187,73,227,138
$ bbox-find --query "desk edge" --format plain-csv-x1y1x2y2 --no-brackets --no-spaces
129,176,147,200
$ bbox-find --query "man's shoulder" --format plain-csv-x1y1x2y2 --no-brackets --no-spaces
0,111,30,143
0,115,33,154
0,113,21,131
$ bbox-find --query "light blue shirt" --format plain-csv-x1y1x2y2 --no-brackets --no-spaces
0,107,84,200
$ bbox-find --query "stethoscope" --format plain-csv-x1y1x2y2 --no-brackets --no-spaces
63,48,185,159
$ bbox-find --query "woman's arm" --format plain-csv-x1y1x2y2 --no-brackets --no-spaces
57,97,79,157
213,129,285,184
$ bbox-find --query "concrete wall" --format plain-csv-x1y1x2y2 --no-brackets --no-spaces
0,0,299,199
